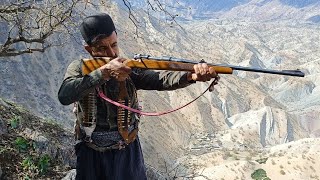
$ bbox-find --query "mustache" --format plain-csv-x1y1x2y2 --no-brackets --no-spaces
93,54,118,58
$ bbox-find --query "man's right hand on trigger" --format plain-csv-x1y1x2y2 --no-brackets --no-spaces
99,57,131,81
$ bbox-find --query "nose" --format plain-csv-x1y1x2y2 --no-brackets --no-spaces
105,46,116,57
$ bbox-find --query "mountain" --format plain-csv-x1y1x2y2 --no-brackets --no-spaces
220,0,320,22
279,0,320,8
127,0,320,22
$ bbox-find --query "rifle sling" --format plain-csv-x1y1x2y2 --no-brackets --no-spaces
96,78,217,117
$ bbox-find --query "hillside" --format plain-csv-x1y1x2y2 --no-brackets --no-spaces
0,98,74,179
174,138,320,179
0,98,172,179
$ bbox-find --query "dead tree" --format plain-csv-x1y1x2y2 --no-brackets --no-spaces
0,0,187,57
0,0,82,57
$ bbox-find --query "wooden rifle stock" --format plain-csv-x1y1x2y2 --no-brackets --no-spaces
81,54,305,77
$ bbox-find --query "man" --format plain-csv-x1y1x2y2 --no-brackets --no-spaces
58,13,218,180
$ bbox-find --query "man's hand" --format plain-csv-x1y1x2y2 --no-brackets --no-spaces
187,63,219,82
99,57,131,81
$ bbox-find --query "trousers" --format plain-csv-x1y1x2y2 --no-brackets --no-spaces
75,137,147,180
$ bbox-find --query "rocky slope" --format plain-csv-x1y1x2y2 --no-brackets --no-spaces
0,98,164,180
0,98,74,179
174,138,320,180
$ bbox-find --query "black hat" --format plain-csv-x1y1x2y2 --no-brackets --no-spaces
80,13,116,45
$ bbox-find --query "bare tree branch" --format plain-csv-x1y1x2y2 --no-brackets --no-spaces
0,0,187,57
0,5,34,14
0,0,83,57
118,0,185,37
1,47,47,57
152,0,182,29
122,0,141,36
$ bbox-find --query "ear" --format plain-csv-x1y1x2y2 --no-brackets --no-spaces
84,45,93,56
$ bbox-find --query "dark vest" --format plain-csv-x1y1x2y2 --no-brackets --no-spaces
77,77,140,132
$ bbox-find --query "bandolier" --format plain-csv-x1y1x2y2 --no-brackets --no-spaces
74,74,140,151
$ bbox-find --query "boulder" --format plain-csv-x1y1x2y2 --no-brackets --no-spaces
62,169,76,180
0,118,7,135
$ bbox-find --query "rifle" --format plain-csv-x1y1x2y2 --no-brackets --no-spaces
81,54,305,77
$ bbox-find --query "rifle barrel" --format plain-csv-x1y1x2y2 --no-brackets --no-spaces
225,65,305,77
134,54,305,77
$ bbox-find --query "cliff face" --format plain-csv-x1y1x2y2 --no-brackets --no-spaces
0,0,319,179
0,36,83,128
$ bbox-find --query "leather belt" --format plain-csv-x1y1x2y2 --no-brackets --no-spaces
85,140,127,152
83,126,138,152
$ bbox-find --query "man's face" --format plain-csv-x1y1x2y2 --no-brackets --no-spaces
85,31,119,57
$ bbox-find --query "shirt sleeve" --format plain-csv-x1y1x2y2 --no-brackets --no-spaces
58,60,105,105
130,68,195,91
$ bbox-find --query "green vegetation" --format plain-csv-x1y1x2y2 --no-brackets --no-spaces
22,156,38,172
12,136,52,178
251,169,271,180
255,157,268,164
37,154,51,174
10,115,21,129
15,137,29,152
21,154,51,175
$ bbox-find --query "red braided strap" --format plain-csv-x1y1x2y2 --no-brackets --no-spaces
97,79,218,116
